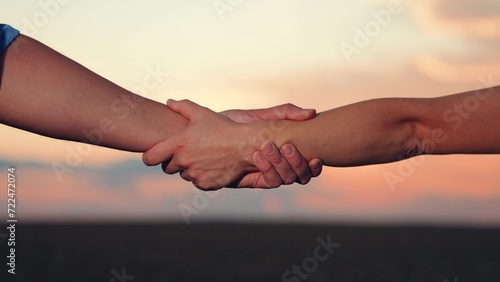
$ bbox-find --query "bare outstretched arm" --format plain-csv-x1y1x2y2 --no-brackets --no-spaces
0,35,186,152
270,87,500,166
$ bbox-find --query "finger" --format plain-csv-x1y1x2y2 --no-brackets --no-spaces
252,103,316,121
232,172,281,189
253,151,282,188
279,104,316,121
280,143,312,184
219,109,255,124
167,99,210,121
159,157,184,175
179,170,194,182
142,136,179,169
260,141,297,184
308,158,323,177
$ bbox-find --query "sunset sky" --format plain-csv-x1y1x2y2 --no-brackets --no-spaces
1,0,499,225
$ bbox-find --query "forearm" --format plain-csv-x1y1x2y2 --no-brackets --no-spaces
268,88,500,166
0,35,187,152
271,98,421,166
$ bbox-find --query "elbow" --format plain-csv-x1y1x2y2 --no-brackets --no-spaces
403,120,435,159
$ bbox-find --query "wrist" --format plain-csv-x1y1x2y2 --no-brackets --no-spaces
240,119,293,157
234,122,264,172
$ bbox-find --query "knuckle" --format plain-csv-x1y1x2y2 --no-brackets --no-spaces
197,181,218,191
270,152,284,164
180,171,193,182
289,155,305,168
195,175,221,191
256,158,274,173
177,157,192,170
187,167,199,178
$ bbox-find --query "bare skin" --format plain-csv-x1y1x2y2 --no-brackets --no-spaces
269,88,500,164
0,34,322,188
143,87,499,189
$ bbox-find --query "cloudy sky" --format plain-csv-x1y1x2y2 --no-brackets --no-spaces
1,0,499,225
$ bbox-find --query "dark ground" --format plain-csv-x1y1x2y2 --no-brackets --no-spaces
0,223,499,282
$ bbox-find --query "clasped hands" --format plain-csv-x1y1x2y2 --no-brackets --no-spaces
142,100,322,190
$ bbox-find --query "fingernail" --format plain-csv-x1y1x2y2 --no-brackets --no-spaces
281,144,293,157
301,108,315,116
311,159,323,176
254,152,264,162
262,141,274,154
313,162,321,170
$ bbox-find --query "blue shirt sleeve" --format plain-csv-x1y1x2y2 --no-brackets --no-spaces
0,24,20,54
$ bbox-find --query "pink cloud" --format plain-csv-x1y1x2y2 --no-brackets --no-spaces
291,154,499,221
262,194,284,215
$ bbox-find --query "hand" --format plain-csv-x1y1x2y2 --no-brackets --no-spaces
143,99,260,189
220,105,322,187
143,100,323,189
241,142,323,188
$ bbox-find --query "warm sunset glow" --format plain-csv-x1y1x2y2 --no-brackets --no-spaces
1,0,499,225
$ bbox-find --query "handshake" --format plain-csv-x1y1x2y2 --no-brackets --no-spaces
3,31,497,194
142,99,323,190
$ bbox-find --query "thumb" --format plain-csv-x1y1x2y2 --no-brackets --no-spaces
167,99,210,121
254,103,316,121
281,105,316,121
